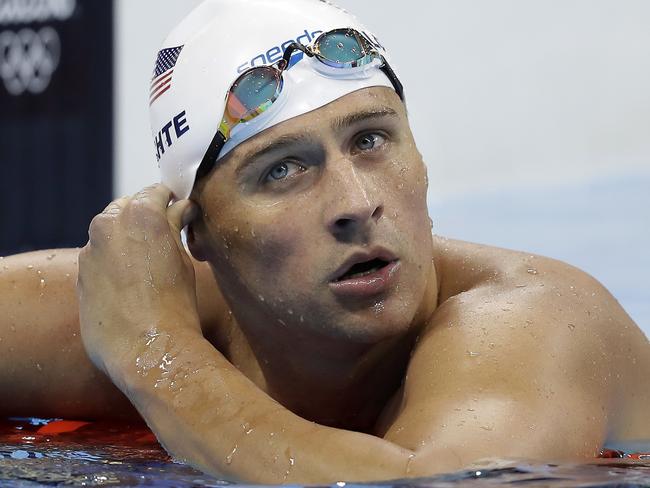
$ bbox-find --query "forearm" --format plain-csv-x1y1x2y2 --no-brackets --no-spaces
116,325,418,484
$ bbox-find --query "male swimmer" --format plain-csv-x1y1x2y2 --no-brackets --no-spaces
1,0,649,484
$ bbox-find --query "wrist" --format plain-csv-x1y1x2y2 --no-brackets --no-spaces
104,316,204,397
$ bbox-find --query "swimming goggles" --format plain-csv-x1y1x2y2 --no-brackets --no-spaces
197,27,404,177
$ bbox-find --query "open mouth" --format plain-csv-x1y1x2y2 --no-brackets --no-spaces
335,258,392,282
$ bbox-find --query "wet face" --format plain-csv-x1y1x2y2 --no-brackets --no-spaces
190,87,435,345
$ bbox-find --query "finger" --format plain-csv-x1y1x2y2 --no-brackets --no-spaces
133,183,173,210
102,196,130,215
167,199,199,235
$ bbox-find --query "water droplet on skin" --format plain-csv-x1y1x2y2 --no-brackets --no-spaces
480,425,494,431
26,265,34,270
467,351,480,357
258,295,265,302
39,279,45,289
46,254,56,261
527,268,538,275
225,444,238,465
488,342,496,349
405,454,416,475
10,325,16,332
568,323,576,331
36,363,42,371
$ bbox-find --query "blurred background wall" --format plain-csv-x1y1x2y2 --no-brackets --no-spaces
114,0,649,335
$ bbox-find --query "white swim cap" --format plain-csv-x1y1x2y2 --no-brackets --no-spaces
149,0,401,199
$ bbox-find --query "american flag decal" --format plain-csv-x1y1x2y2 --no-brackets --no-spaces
150,45,184,106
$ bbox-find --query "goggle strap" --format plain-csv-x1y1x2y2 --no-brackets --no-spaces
380,61,404,101
196,130,227,181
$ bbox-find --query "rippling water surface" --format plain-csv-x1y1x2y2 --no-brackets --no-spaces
1,418,649,487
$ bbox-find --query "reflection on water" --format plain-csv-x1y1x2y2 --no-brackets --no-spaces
1,418,649,487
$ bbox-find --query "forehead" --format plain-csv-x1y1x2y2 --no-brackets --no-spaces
227,87,406,160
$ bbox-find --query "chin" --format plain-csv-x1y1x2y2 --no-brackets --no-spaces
330,298,419,345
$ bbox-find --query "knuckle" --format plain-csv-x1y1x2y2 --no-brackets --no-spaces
88,213,114,242
124,200,170,235
127,198,164,219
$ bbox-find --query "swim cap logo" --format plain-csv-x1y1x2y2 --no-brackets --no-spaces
236,28,323,74
154,110,190,162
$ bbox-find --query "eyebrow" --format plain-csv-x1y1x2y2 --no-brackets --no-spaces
238,106,400,168
238,133,318,170
329,106,399,132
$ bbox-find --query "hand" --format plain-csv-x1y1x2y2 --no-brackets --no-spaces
77,184,200,381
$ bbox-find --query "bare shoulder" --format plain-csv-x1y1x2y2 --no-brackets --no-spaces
385,236,649,451
431,235,622,301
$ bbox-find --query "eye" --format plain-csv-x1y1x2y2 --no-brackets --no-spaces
263,161,304,183
354,132,387,152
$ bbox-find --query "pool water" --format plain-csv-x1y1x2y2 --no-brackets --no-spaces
1,418,649,487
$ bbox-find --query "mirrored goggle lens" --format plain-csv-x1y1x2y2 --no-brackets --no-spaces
227,66,281,121
317,30,366,65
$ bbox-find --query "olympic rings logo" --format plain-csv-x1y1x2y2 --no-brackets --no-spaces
0,26,60,96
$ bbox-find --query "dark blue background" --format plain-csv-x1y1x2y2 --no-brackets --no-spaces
0,0,113,255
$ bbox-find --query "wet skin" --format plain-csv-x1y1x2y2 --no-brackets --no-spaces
187,87,437,428
1,87,649,483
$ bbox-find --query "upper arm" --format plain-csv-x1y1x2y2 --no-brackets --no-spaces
0,249,139,418
385,249,622,468
0,249,228,419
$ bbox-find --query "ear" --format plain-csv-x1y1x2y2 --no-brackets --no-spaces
186,221,208,262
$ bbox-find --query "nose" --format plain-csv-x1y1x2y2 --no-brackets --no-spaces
324,161,384,241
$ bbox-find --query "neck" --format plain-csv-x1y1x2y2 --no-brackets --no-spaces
227,312,418,432
212,259,439,432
